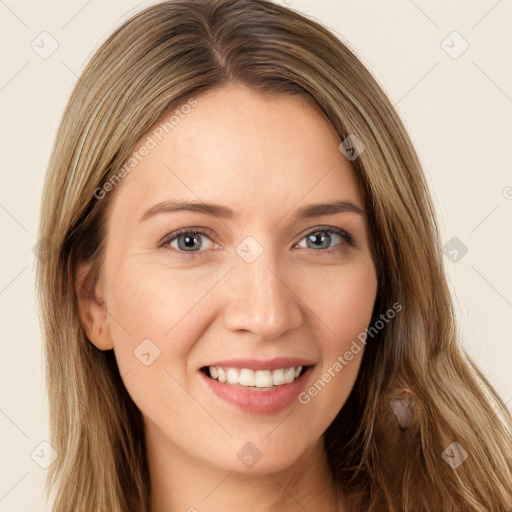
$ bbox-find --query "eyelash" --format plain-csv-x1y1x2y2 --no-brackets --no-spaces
159,226,355,260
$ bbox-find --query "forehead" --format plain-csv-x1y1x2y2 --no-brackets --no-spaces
108,83,363,225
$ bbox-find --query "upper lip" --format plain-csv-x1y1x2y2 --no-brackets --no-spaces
201,357,316,371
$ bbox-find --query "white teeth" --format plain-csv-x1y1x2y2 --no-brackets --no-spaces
206,365,305,388
238,368,255,386
255,370,273,388
284,367,295,383
226,368,239,384
272,368,285,385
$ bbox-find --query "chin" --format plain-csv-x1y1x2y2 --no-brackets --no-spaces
209,430,319,475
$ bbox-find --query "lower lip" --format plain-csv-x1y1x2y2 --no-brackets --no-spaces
199,367,314,415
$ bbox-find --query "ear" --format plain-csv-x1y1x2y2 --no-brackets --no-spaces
75,262,114,351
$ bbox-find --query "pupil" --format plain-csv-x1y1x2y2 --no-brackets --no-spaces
309,233,329,249
182,234,200,250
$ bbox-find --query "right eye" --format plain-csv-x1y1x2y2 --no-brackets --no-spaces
159,228,219,258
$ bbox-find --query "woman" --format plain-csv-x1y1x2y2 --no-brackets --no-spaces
35,0,512,510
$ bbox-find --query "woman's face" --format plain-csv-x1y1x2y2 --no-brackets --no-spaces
82,82,378,474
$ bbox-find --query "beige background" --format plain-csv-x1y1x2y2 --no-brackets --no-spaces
1,0,511,509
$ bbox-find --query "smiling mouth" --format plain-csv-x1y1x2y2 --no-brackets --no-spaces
200,365,310,390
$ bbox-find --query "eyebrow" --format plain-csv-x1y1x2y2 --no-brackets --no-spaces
139,199,366,223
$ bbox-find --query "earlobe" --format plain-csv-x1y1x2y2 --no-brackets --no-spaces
75,262,114,351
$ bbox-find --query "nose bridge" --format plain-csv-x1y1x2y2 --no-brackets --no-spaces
223,243,303,339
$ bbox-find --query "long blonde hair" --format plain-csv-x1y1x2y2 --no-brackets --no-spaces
35,1,512,510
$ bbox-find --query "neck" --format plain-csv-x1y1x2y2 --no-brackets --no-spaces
146,426,344,512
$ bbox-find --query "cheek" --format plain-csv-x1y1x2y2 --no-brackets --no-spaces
102,259,226,372
300,256,378,344
101,261,221,432
330,268,377,341
295,260,377,426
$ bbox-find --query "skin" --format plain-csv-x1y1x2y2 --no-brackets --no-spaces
76,82,378,512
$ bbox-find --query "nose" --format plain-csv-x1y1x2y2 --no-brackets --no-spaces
222,249,304,340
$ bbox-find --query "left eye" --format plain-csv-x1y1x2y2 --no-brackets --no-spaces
293,228,353,251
